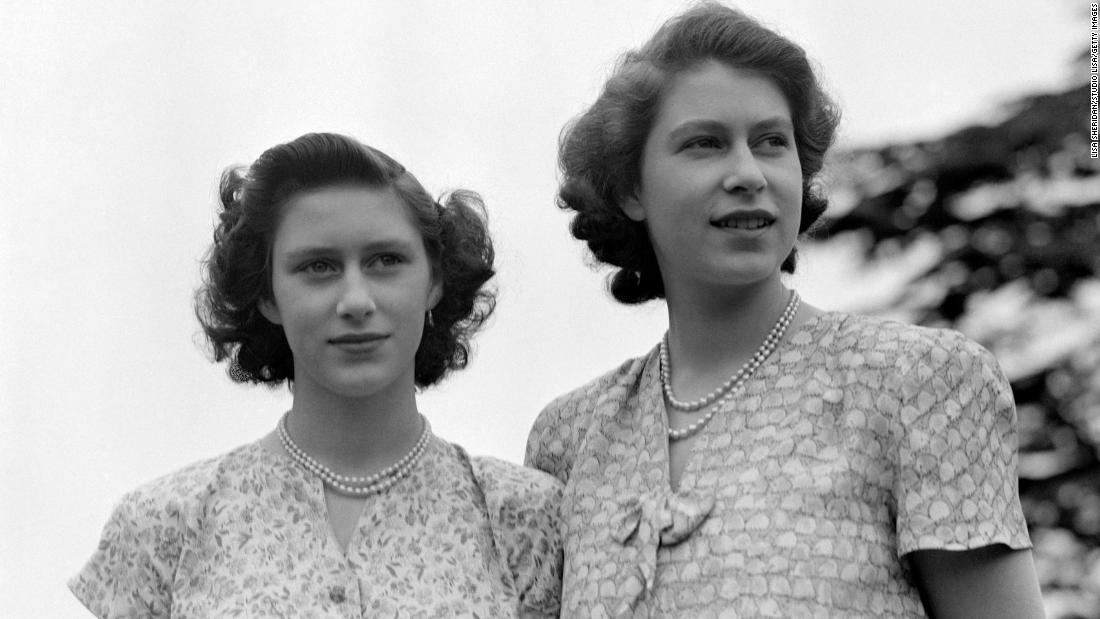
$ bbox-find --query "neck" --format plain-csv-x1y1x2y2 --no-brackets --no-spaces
663,276,793,396
285,378,423,475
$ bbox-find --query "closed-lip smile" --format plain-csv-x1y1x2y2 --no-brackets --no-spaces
329,333,388,345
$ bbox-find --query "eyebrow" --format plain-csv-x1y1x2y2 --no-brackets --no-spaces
279,238,418,262
752,116,795,132
666,119,727,144
666,116,795,143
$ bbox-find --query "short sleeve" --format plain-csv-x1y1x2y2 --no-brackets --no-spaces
525,395,575,484
893,332,1032,556
69,491,181,618
470,456,564,618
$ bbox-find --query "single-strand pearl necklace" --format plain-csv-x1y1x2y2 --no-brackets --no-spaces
277,412,430,497
662,290,800,441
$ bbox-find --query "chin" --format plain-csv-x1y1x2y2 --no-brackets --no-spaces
708,264,781,287
324,372,398,400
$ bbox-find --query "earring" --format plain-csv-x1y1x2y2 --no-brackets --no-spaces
426,310,435,328
260,366,273,380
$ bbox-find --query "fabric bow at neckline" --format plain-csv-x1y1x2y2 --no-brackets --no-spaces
608,490,715,617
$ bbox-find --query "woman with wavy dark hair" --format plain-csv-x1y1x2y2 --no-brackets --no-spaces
71,132,561,618
526,4,1043,617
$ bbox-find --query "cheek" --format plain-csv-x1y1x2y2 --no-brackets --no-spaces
774,170,804,214
781,159,804,196
270,291,325,334
383,282,433,319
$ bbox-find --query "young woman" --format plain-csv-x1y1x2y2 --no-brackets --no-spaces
526,4,1044,617
71,132,562,618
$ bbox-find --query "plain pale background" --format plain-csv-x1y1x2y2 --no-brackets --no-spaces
0,1,1080,616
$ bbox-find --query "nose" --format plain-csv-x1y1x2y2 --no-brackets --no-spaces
721,144,767,194
336,272,376,319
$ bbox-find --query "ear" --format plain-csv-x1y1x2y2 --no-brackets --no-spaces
258,298,283,325
620,191,647,222
427,280,443,311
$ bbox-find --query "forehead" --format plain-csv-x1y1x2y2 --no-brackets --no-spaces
654,61,792,126
272,184,422,248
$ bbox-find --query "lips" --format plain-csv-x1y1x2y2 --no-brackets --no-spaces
713,217,771,230
710,210,776,230
329,333,388,345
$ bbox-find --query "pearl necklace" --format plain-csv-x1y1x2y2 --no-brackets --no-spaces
277,412,430,496
663,290,800,440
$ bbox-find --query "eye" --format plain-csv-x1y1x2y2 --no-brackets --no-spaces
755,134,792,152
371,253,405,268
682,136,724,150
299,259,337,275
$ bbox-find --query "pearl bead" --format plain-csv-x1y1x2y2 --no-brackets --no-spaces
664,291,800,441
277,412,429,496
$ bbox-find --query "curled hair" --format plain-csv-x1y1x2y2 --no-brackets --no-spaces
559,1,841,303
195,132,495,387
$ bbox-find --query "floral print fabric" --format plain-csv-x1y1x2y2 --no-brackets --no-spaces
526,312,1031,618
70,432,563,618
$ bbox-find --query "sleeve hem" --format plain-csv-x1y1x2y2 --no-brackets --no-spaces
67,576,108,619
898,535,1033,557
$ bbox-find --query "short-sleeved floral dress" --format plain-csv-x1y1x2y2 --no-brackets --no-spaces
71,428,563,618
526,312,1031,618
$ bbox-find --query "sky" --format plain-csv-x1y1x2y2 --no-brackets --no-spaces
0,0,1083,615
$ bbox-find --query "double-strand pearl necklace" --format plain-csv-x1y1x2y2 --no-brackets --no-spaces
278,412,430,496
662,290,800,441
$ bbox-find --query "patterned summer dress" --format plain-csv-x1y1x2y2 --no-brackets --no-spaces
526,312,1031,618
71,430,563,618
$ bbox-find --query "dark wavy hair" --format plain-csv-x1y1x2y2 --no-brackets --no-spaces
559,2,841,304
195,132,495,387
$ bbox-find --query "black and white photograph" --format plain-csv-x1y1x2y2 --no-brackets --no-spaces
1,0,1094,616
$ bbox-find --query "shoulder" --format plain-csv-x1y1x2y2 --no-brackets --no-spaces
118,442,262,518
823,311,976,349
70,443,263,617
526,349,655,480
538,351,653,421
822,311,1002,376
822,312,1014,430
95,442,266,550
470,455,563,516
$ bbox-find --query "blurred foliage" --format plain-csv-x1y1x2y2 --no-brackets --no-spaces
816,79,1100,617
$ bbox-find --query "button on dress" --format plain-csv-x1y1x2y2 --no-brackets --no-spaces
72,432,563,618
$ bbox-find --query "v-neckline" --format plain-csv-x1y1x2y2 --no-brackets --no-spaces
323,489,370,555
637,352,704,496
258,436,373,561
649,311,833,496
